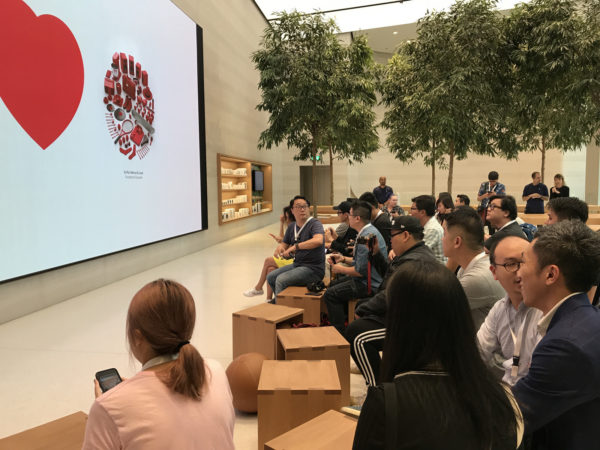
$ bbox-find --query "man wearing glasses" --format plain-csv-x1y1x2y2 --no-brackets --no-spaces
325,201,357,257
477,236,542,385
266,195,325,303
484,195,526,252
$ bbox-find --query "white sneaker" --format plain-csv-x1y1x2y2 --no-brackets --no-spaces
243,288,264,297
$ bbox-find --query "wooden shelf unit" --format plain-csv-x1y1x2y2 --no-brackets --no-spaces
217,153,272,225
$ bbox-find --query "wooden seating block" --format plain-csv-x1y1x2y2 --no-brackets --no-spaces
257,360,342,449
277,286,325,325
264,409,357,450
232,304,303,359
277,326,350,405
0,412,87,450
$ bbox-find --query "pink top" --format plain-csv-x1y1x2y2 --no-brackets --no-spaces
82,359,235,449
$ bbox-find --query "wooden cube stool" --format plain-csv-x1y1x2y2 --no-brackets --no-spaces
264,409,358,450
277,286,326,324
276,326,350,405
257,360,342,449
232,304,303,360
277,286,358,326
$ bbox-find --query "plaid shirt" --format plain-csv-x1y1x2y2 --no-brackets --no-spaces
423,216,447,264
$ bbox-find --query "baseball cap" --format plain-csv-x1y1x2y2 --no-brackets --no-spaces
391,216,423,233
333,201,351,214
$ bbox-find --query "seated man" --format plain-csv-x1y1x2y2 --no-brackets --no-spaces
410,194,447,264
324,201,387,334
359,192,392,250
455,194,470,207
325,201,357,257
477,236,542,385
545,196,588,224
442,207,505,329
513,220,600,449
345,216,436,387
484,195,526,251
267,195,325,302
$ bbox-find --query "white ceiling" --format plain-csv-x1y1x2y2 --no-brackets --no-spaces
254,0,529,54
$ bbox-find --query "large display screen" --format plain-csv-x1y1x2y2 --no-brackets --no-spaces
0,0,207,283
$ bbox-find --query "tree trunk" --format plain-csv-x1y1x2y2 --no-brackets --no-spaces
447,141,455,195
312,141,318,218
541,138,546,184
329,145,334,206
431,141,436,196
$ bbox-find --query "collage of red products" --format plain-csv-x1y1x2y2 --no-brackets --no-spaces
103,52,155,160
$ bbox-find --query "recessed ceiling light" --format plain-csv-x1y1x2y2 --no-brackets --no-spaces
392,31,398,35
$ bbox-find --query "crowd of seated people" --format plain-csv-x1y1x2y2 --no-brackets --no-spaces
85,183,600,449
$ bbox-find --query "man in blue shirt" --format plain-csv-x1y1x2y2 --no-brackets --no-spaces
522,171,549,214
372,176,393,207
513,220,600,449
267,195,325,303
324,200,387,334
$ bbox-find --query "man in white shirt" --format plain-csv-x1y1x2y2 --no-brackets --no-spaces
410,195,446,264
477,236,542,385
442,207,505,329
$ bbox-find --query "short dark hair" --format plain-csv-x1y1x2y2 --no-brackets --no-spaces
547,197,588,223
533,220,600,292
445,207,484,251
489,235,528,265
359,192,378,209
488,194,518,220
411,195,436,217
350,200,372,223
382,260,517,447
290,195,310,207
488,171,499,181
456,194,470,206
531,171,540,179
437,196,454,210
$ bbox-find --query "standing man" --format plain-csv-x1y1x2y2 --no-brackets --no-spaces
477,171,506,215
477,236,542,385
373,176,393,207
324,201,387,334
410,195,446,264
442,207,505,329
267,195,325,302
345,216,436,387
522,171,549,214
484,195,526,251
513,221,600,449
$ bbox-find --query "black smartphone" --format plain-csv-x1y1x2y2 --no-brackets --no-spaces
95,368,123,393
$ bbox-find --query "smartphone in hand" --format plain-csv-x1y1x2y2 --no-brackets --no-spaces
95,368,123,393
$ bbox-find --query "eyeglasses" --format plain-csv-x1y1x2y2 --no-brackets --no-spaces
495,261,521,273
390,231,404,238
487,204,502,211
293,204,309,210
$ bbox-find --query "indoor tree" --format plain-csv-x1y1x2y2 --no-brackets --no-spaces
252,11,378,212
505,0,590,181
380,0,517,194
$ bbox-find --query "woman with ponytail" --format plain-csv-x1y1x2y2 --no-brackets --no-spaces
83,279,235,449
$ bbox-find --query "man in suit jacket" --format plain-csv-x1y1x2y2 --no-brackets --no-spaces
513,220,600,450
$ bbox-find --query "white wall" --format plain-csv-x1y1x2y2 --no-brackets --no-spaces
0,0,297,323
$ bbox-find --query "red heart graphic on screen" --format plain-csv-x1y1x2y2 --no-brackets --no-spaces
0,0,84,150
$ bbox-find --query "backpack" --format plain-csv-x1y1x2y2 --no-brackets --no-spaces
520,223,537,242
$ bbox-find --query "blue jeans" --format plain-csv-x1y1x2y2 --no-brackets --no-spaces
267,264,322,302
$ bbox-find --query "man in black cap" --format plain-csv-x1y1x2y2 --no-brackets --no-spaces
325,201,357,257
344,216,437,390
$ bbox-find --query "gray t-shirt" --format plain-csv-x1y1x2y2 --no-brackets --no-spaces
283,219,325,278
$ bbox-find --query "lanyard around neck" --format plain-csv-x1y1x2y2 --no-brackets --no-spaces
507,307,534,380
294,217,312,242
142,354,178,371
